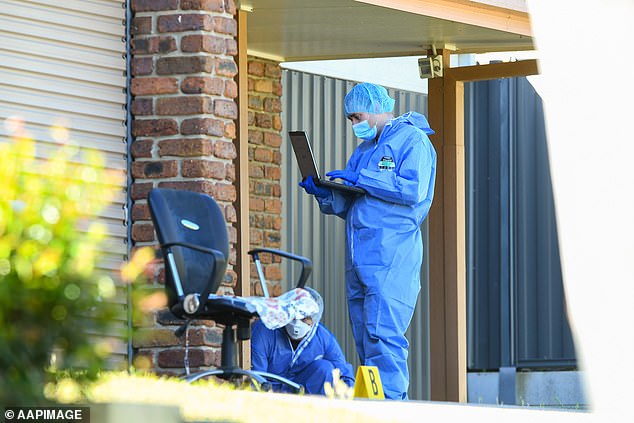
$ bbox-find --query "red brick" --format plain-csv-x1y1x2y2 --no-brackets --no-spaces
131,98,153,116
255,113,272,129
264,165,281,180
181,76,224,95
157,348,218,368
249,197,264,212
131,77,178,95
132,222,155,242
131,139,153,158
156,96,212,115
264,265,282,281
133,328,180,348
157,56,214,75
213,17,236,35
227,226,237,244
158,138,213,157
214,140,236,159
225,204,237,222
132,0,178,12
272,115,282,131
224,0,236,15
225,39,237,56
273,81,283,97
264,231,281,248
133,119,178,137
224,79,237,98
131,16,152,35
263,131,281,147
182,160,226,179
131,57,153,76
254,147,272,163
181,118,224,136
213,99,237,119
215,184,236,201
248,130,263,145
264,97,281,113
254,79,272,93
132,203,151,221
181,34,225,54
249,164,264,178
215,58,237,77
249,228,262,244
248,95,263,111
225,163,235,182
158,180,215,197
272,184,281,197
248,60,264,77
157,14,213,32
131,160,178,178
188,326,223,347
131,36,176,55
223,122,235,139
247,78,255,91
265,198,282,214
264,63,281,78
247,111,254,125
131,182,153,201
181,0,223,11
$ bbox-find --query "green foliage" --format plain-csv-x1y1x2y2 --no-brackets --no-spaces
0,127,123,405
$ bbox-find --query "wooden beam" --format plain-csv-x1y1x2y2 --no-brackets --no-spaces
354,0,532,37
235,8,251,369
447,59,539,82
428,53,539,402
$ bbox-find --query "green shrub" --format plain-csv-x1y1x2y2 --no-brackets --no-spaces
0,123,123,405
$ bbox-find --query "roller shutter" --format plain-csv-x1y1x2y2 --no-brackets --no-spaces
0,0,129,368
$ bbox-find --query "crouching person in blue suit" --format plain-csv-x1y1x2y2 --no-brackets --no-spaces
251,287,355,394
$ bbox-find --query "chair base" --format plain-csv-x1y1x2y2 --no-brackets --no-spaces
183,368,303,393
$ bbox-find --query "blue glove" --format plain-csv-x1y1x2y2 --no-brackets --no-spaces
326,169,359,185
299,175,330,198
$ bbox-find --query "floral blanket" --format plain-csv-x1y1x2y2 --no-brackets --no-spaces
242,288,319,329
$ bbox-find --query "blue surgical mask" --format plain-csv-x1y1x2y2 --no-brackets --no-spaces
352,120,377,141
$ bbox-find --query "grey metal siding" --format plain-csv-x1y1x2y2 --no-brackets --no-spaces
465,77,577,371
281,70,430,400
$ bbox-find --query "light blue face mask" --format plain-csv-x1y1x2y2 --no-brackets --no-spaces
353,120,377,141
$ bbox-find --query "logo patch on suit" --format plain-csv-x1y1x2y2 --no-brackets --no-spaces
378,156,395,171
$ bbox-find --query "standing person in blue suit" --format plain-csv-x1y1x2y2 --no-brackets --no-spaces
298,82,437,400
251,287,355,395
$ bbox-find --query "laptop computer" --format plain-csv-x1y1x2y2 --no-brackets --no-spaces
289,131,365,195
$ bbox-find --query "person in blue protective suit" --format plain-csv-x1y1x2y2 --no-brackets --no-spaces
251,287,355,395
298,82,436,400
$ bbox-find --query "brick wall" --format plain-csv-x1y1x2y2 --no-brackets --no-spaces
129,0,238,374
247,56,284,297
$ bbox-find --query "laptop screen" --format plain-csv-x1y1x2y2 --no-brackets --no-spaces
289,131,320,181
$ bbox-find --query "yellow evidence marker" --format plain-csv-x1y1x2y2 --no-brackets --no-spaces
353,366,385,399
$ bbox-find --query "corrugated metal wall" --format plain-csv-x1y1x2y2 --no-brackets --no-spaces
281,70,430,400
0,0,128,367
465,77,577,371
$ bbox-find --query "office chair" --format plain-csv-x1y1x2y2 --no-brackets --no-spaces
147,187,312,391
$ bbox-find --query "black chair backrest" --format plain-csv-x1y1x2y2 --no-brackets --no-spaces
148,188,228,311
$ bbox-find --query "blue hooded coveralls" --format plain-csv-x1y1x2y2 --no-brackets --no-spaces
316,111,436,399
251,319,355,394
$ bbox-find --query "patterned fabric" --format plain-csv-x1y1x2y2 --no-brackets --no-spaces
242,288,319,330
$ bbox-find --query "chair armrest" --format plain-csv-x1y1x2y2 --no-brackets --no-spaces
248,247,312,288
163,241,227,312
